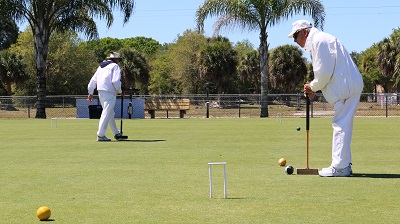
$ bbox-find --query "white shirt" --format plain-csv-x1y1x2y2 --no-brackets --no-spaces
88,60,122,95
305,27,364,105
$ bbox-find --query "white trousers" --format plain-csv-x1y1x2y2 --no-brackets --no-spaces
97,90,119,137
331,94,361,169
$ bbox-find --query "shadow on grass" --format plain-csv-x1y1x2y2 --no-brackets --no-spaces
116,139,166,142
351,173,400,179
40,219,55,222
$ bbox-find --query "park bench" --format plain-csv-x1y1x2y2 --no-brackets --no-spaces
145,98,190,118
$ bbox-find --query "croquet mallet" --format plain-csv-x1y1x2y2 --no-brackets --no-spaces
297,93,319,175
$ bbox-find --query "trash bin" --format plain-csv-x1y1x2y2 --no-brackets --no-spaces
88,105,102,119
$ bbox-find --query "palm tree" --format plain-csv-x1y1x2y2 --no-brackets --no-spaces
0,50,27,96
120,48,150,95
358,44,380,99
0,0,135,118
196,0,325,117
198,36,237,94
237,50,260,93
269,45,307,93
377,35,400,92
0,17,19,50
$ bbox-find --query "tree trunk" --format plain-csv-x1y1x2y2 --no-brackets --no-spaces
259,29,269,117
217,75,223,95
36,68,47,118
5,80,12,96
33,23,50,119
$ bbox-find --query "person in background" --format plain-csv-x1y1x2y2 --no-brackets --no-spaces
288,20,364,177
87,52,124,141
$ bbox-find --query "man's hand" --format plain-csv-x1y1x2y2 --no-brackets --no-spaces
304,82,316,100
87,94,93,102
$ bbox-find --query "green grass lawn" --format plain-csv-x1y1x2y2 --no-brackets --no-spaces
1,118,399,223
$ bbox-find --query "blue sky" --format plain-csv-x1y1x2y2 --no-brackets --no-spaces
18,0,400,55
92,0,400,55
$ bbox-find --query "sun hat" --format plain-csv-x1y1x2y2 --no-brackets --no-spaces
106,52,121,59
288,20,313,38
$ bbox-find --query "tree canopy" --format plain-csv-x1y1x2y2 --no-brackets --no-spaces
0,0,136,118
196,0,325,117
0,17,19,50
269,44,307,93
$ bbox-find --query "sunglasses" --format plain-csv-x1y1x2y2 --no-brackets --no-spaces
293,29,301,40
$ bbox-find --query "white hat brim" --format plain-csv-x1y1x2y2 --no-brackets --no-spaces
288,30,297,38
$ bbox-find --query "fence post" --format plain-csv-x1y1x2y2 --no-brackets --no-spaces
296,93,301,110
205,83,210,118
238,94,241,118
386,94,388,117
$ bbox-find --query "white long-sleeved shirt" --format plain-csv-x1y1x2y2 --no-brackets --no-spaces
88,60,122,95
304,27,364,105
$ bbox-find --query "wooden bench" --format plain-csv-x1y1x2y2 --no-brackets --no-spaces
145,99,190,118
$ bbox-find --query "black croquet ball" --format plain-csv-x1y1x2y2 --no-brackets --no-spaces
285,165,294,175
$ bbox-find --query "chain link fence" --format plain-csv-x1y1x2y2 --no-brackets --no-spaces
1,93,399,119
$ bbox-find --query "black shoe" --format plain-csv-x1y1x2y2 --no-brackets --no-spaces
114,133,128,140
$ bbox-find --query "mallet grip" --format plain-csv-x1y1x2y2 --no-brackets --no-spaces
306,93,310,131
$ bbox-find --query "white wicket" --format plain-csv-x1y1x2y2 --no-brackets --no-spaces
208,162,227,199
51,118,58,128
276,113,282,124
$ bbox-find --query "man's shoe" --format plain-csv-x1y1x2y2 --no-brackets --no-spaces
97,136,111,142
114,133,128,140
342,165,352,176
319,165,352,177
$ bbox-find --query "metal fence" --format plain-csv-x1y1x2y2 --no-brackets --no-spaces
1,93,399,119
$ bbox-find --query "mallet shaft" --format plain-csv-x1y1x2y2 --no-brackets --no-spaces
306,93,310,169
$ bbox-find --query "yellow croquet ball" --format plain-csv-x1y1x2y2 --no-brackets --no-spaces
36,206,51,221
278,158,286,166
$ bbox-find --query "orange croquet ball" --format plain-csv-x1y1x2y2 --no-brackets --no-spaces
278,158,286,166
36,206,51,221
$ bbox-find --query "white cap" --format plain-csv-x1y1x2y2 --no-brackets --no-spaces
288,20,313,38
106,52,121,59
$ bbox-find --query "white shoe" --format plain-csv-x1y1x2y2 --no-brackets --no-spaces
97,136,111,142
319,165,352,177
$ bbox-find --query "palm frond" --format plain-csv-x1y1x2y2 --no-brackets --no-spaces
103,0,135,24
197,0,325,35
284,0,325,29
